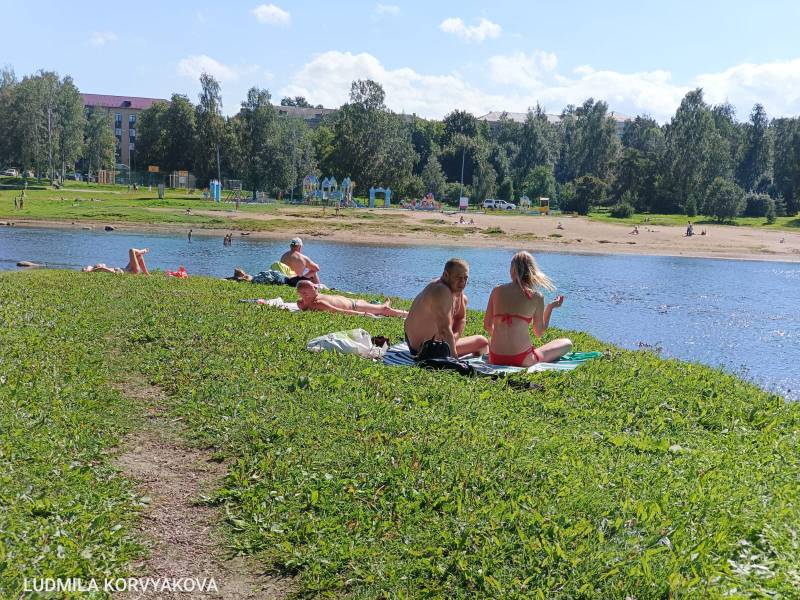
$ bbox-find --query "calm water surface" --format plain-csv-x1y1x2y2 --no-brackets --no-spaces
2,226,799,399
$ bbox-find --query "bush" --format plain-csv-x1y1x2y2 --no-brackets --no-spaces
498,178,514,202
565,175,607,216
744,193,773,217
685,196,697,217
703,178,745,222
766,200,777,224
610,202,635,218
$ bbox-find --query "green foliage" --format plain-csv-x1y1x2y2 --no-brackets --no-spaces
744,192,773,217
3,271,799,598
704,177,746,222
610,201,635,218
566,174,607,215
498,178,514,201
523,164,557,201
766,199,777,224
420,153,447,199
684,195,697,218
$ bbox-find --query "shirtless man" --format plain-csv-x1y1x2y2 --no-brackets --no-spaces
279,237,320,284
296,281,407,317
404,258,489,358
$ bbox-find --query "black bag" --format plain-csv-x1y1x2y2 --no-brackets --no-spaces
417,356,474,376
415,338,451,361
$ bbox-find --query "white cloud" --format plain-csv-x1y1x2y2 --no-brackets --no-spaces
282,50,800,122
489,51,558,89
252,4,290,26
177,54,258,83
375,3,400,15
439,17,501,43
695,58,800,118
89,31,117,47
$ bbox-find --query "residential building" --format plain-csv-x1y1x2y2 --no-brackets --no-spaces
477,110,632,137
273,104,338,128
82,94,168,168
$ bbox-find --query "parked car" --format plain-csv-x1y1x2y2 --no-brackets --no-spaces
1,168,19,177
65,172,82,181
482,199,516,210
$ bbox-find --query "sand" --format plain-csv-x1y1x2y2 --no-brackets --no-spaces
7,208,800,263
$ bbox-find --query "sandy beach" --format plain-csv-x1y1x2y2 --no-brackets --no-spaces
7,207,800,263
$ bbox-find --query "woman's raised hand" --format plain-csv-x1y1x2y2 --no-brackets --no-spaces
549,295,565,308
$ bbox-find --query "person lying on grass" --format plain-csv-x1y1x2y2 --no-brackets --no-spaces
404,258,489,358
483,251,572,367
295,280,408,317
82,248,150,275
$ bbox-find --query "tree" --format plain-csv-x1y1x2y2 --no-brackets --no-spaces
194,72,225,186
83,109,115,178
0,67,17,168
420,154,446,199
54,76,85,178
512,105,559,188
562,99,620,182
737,103,772,192
566,174,606,215
771,118,800,215
280,96,312,108
136,101,170,171
163,94,197,173
523,165,556,200
238,87,283,196
498,178,514,201
704,177,745,222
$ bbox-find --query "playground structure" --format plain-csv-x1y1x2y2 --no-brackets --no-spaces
302,174,358,206
368,186,392,208
538,197,551,215
400,192,442,211
519,196,531,211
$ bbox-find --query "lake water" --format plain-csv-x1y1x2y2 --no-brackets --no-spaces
2,226,799,400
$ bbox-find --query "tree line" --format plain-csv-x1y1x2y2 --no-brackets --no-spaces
2,66,799,219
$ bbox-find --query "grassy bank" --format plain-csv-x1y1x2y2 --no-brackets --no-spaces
1,271,799,598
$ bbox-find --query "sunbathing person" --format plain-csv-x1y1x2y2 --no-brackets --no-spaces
296,281,407,317
279,237,320,284
404,258,489,358
82,248,150,275
483,251,572,366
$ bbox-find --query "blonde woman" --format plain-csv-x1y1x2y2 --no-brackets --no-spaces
483,251,572,366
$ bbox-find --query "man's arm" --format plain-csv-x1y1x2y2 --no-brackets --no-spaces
452,292,467,339
431,286,457,357
302,254,320,274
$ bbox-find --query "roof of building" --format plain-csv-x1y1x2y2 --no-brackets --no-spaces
82,94,168,110
478,110,631,125
274,105,338,119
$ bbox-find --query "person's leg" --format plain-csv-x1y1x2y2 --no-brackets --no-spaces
534,338,573,363
134,249,150,275
124,249,140,273
455,335,489,357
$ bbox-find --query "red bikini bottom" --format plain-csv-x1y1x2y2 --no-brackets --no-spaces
488,347,542,367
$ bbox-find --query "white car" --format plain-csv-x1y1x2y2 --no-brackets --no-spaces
482,199,516,210
1,168,19,177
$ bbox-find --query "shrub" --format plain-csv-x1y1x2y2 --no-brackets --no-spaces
610,202,635,218
766,200,777,224
703,178,745,222
498,178,514,202
744,193,773,217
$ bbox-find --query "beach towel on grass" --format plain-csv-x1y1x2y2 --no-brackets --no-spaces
240,297,300,312
383,342,602,374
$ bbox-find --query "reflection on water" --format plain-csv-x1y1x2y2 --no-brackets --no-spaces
2,226,799,399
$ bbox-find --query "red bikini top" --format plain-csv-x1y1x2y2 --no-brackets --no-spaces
494,313,533,325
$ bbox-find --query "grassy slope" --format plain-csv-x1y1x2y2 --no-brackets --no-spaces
1,271,799,598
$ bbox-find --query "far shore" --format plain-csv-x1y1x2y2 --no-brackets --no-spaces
4,207,800,263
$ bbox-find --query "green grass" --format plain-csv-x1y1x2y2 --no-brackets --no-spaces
1,271,800,598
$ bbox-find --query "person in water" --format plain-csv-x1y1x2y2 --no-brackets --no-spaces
483,251,572,366
82,248,150,275
295,280,407,317
404,258,489,357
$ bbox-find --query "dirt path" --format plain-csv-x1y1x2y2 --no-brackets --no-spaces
114,377,292,599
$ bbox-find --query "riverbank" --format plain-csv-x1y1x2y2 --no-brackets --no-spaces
2,270,799,597
1,186,799,261
5,208,800,263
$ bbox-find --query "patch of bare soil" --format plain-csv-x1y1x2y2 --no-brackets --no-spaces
113,378,292,599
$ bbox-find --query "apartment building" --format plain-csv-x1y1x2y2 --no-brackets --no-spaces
81,94,167,168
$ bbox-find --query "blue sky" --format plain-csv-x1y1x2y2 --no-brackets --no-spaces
3,0,800,121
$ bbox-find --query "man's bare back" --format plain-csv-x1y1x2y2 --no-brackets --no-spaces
280,238,320,283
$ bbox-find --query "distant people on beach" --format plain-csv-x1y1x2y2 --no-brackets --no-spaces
82,248,150,275
483,251,572,367
556,221,564,230
279,237,320,284
188,229,192,243
630,225,639,235
223,233,233,246
686,222,694,237
404,258,489,358
295,281,408,317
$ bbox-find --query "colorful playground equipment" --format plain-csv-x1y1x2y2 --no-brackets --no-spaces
369,187,391,208
302,174,358,205
538,197,551,215
399,193,442,211
519,195,532,211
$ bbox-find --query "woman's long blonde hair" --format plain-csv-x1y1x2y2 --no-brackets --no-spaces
511,251,555,298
